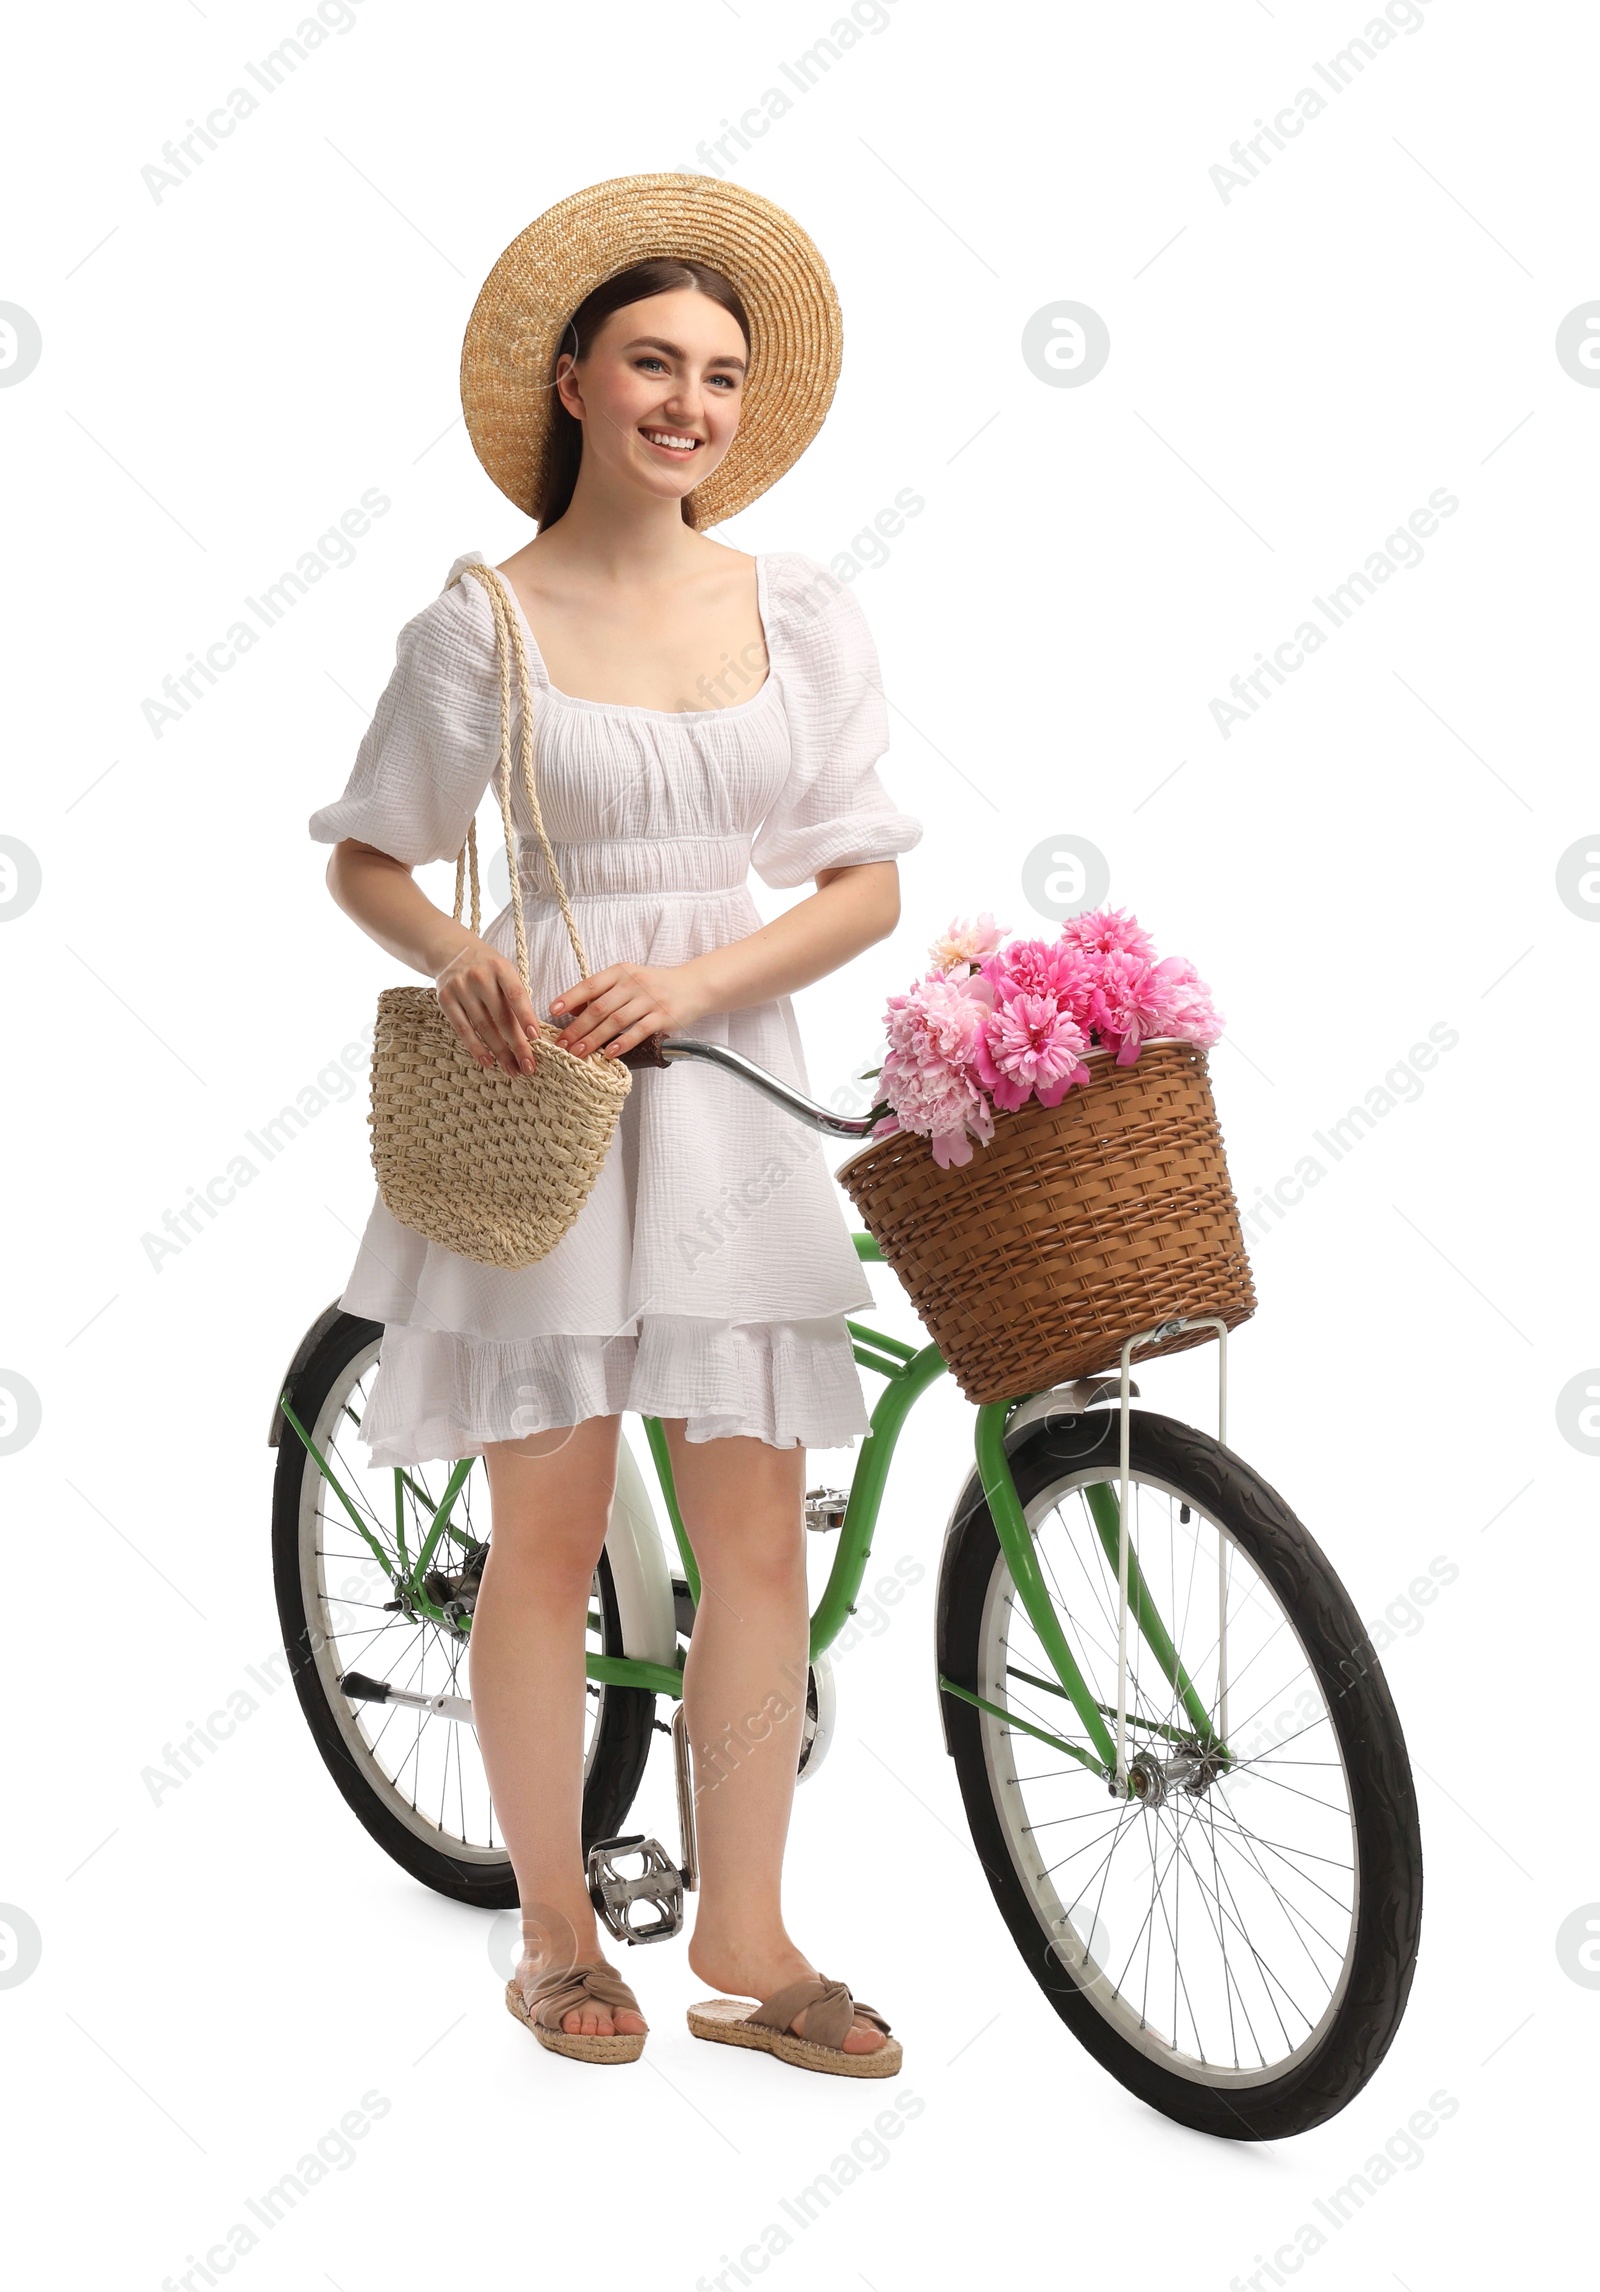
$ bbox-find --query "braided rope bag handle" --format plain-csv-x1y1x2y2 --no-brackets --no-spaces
453,562,667,1068
364,564,639,1271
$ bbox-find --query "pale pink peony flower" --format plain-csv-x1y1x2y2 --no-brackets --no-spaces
932,1104,994,1168
901,1066,995,1167
1060,906,1157,965
1147,956,1224,1048
973,992,1092,1111
883,970,993,1063
879,971,997,1165
928,911,1007,976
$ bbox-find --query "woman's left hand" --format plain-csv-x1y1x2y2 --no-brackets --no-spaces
549,961,709,1060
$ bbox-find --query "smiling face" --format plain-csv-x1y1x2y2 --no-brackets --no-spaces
553,287,749,509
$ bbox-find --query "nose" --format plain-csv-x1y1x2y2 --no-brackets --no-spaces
660,373,708,430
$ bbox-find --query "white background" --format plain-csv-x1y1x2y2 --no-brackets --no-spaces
3,1,1594,2285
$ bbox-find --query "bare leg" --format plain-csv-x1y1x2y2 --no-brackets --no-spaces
474,1416,646,2041
670,1424,885,2054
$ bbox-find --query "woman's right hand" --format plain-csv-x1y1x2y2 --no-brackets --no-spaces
433,941,542,1075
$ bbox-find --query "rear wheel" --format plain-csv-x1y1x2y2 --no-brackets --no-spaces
937,1407,1422,2138
271,1311,656,1907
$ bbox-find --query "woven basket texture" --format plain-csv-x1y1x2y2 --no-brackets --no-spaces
370,990,629,1269
837,1041,1256,1405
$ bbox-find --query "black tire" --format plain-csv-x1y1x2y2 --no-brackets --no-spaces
936,1407,1423,2140
271,1309,656,1908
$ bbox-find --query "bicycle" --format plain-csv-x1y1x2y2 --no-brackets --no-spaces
270,1036,1422,2141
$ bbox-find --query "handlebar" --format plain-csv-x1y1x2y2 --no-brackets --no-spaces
618,1034,878,1138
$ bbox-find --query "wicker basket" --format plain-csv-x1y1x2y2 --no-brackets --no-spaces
836,1039,1255,1405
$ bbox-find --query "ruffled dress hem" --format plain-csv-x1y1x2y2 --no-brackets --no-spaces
353,1313,872,1470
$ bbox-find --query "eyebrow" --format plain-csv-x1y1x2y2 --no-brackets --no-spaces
621,334,748,374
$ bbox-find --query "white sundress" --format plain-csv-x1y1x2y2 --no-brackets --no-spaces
308,548,923,1470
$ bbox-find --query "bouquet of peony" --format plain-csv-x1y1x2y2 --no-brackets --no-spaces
868,909,1224,1169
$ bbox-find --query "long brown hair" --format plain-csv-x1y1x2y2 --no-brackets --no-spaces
534,259,752,530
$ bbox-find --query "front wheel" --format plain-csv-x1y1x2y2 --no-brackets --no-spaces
936,1406,1422,2139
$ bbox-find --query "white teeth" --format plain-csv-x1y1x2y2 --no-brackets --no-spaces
643,431,699,450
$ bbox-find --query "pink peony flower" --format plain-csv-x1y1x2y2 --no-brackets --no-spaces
979,935,1095,1015
1059,906,1157,965
973,992,1092,1111
1088,949,1177,1065
928,911,1007,976
872,903,1223,1163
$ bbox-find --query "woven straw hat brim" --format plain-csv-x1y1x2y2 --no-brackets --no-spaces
460,173,843,528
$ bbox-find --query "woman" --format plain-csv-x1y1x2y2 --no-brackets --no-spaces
309,177,920,2074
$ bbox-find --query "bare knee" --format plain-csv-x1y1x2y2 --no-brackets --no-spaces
693,1515,807,1607
663,1429,807,1605
482,1418,620,1597
484,1511,611,1602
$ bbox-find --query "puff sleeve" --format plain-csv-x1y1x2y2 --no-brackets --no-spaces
751,554,922,889
307,562,501,866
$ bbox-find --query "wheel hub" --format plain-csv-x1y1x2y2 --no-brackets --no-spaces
1125,1744,1226,1806
420,1539,488,1631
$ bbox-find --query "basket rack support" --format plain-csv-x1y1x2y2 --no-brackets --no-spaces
1113,1315,1231,1794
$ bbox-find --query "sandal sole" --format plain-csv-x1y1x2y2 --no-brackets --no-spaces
504,1979,646,2063
687,1997,902,2078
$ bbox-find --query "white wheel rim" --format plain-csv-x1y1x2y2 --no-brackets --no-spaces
976,1464,1360,2090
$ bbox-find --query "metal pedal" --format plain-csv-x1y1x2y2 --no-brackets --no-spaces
804,1485,848,1533
585,1833,684,1945
339,1671,474,1726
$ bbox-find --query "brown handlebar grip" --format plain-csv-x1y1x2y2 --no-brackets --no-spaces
618,1034,670,1070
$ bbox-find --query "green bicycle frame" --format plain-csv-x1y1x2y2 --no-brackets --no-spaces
278,1233,1226,1783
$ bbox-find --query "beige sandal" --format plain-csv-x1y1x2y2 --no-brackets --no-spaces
687,1972,902,2079
504,1958,647,2064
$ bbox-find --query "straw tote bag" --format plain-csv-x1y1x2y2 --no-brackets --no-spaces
366,561,634,1270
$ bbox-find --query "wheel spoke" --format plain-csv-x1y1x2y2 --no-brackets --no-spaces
284,1342,634,1870
974,1449,1362,2091
1199,1812,1350,1965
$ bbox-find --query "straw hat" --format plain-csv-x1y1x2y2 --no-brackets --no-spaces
459,174,844,529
